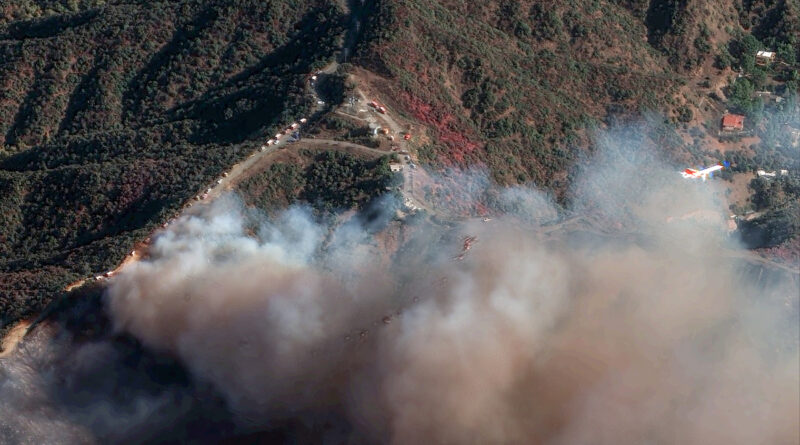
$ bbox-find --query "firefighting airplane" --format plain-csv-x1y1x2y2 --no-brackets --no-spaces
681,161,730,181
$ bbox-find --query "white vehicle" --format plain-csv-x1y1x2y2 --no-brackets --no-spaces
300,118,307,123
317,100,325,105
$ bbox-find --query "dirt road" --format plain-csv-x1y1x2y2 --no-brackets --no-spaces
205,143,281,200
0,320,31,358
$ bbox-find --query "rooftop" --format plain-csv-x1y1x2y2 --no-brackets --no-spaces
721,114,745,129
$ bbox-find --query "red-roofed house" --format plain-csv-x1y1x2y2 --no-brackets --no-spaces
721,114,744,131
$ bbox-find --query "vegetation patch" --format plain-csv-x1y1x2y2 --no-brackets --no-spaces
0,0,347,330
239,149,400,213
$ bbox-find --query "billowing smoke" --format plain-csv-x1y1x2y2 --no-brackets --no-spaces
0,323,233,444
102,137,799,444
1,126,797,444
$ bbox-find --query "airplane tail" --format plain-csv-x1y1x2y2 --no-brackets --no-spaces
711,161,730,178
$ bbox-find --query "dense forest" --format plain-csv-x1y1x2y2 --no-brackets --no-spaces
0,0,348,330
239,150,399,213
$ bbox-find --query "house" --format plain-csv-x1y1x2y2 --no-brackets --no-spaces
721,114,744,131
389,163,403,172
755,50,775,65
757,170,776,178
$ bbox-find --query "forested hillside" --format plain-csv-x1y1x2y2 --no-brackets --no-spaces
0,0,347,329
352,0,798,190
1,0,798,331
352,0,683,190
239,149,398,213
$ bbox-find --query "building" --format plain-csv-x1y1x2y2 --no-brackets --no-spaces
721,114,744,131
389,163,403,172
755,50,775,65
757,170,776,178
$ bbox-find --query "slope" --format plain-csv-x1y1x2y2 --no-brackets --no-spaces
0,0,347,329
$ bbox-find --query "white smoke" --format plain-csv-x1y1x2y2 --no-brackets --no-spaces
1,126,796,444
103,138,799,443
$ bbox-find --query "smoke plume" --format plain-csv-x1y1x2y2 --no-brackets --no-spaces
102,139,799,443
1,127,797,444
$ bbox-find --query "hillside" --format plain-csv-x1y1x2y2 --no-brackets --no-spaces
0,1,798,443
1,0,798,331
0,0,347,328
353,1,688,188
352,0,797,189
238,147,398,213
